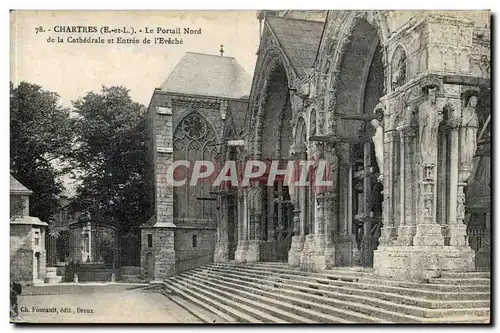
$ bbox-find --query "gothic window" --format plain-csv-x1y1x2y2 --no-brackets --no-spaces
173,112,217,220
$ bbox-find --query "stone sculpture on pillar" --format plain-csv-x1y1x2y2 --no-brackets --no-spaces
418,87,442,177
460,95,479,176
370,120,384,183
413,85,444,247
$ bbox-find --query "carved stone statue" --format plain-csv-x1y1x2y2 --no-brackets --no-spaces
328,149,339,191
418,87,441,166
460,96,479,172
370,118,384,182
391,48,407,89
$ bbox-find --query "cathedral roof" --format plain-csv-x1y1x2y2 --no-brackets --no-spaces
10,175,32,195
266,16,324,76
160,52,252,99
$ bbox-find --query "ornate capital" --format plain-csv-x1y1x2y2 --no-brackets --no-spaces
446,117,462,130
397,124,418,137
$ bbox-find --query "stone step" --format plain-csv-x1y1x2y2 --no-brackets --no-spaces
251,262,376,277
173,274,363,323
121,266,141,275
209,264,490,299
121,274,143,282
186,270,414,322
191,269,489,320
213,263,490,293
429,278,490,285
200,266,490,311
46,267,58,274
172,276,298,323
440,271,490,279
421,315,491,324
44,275,62,284
166,282,249,323
163,292,232,323
171,277,305,323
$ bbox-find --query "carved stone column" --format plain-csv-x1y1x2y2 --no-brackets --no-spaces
378,130,398,246
396,124,418,245
235,188,248,263
309,192,328,271
413,87,444,246
288,147,305,266
214,196,229,262
247,184,263,262
324,189,337,268
447,117,466,246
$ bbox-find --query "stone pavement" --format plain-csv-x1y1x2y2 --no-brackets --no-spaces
14,283,202,323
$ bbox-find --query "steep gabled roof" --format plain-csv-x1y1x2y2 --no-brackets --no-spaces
227,99,249,135
160,52,252,99
266,16,324,76
10,175,32,195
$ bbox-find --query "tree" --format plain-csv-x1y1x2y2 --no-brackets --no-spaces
70,86,148,234
10,82,73,221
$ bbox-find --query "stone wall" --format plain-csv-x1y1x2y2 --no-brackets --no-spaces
142,89,241,279
10,224,47,282
140,227,176,280
175,229,216,273
10,225,34,281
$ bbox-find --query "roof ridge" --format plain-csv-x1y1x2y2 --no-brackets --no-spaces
160,51,252,99
185,51,236,60
266,14,324,25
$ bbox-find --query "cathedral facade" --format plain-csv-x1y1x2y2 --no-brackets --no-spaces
142,10,491,282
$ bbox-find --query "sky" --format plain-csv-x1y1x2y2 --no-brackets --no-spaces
10,10,261,107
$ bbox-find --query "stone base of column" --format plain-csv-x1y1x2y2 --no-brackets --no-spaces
373,245,475,281
413,224,444,246
395,225,416,246
351,245,362,267
288,235,304,266
214,241,229,263
334,234,352,267
448,223,468,246
323,242,336,269
246,240,262,262
299,234,315,270
235,240,248,263
378,225,397,247
305,234,328,272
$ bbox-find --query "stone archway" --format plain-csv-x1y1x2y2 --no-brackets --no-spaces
245,49,297,263
324,15,388,267
257,63,295,262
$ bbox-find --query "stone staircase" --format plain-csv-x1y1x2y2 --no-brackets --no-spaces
121,266,142,283
163,262,490,324
44,267,63,284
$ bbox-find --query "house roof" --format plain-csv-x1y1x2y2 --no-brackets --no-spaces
10,216,47,226
266,16,324,76
10,175,32,195
160,52,252,99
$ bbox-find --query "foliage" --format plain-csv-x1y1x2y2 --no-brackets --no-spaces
70,86,148,234
10,82,73,221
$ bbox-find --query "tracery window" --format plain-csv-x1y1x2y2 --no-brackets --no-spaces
173,112,217,220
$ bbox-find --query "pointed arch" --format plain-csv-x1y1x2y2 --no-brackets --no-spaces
173,110,217,220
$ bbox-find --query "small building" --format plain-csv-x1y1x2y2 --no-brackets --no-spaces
141,51,251,280
10,175,48,283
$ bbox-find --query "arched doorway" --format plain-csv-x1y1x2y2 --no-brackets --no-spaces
256,62,295,262
330,17,386,268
